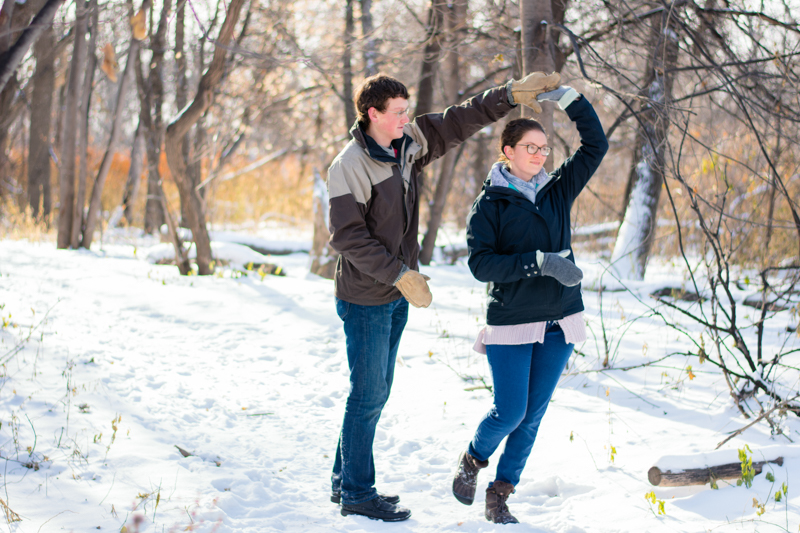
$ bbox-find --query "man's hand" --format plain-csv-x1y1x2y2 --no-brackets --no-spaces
537,86,581,110
510,72,561,114
395,270,432,308
536,250,583,287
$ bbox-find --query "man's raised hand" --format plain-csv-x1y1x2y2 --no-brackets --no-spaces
510,72,561,114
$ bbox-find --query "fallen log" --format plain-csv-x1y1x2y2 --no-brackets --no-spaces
648,457,783,486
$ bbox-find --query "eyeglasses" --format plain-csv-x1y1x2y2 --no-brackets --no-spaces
516,143,551,156
383,108,410,118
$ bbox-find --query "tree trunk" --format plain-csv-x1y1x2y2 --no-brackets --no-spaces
122,122,145,224
309,167,338,279
610,9,679,280
82,38,138,248
176,1,191,225
414,0,445,118
0,0,53,208
762,122,781,260
419,0,466,265
471,133,489,199
359,0,378,76
0,0,65,94
189,37,206,203
519,0,566,171
309,104,338,278
57,6,88,249
164,0,245,275
413,0,446,204
648,457,783,487
0,0,15,208
131,0,187,273
71,0,97,247
342,0,356,130
27,28,55,219
141,0,171,234
0,0,14,53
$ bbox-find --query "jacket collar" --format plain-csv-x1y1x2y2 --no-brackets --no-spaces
481,162,558,202
350,120,408,165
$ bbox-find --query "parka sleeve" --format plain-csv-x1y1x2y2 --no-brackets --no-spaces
549,97,609,203
466,196,542,283
406,85,515,170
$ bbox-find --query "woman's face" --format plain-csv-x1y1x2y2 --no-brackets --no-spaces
503,129,549,181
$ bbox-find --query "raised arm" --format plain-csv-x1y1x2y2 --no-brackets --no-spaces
407,85,514,170
544,94,609,202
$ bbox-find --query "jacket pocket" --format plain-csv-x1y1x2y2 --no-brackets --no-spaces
489,283,506,306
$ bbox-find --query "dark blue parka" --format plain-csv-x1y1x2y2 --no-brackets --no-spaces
466,96,608,326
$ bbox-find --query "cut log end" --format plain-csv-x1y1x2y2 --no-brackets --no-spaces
647,466,662,486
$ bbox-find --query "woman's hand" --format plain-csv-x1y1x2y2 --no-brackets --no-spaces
536,250,583,286
537,86,580,110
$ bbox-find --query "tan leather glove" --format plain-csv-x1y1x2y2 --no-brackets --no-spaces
395,270,432,308
510,72,561,114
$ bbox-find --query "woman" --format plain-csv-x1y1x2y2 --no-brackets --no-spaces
452,86,608,524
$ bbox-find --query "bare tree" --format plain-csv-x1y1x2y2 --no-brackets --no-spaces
610,7,680,280
520,0,568,158
27,28,55,219
419,0,466,265
0,0,65,93
342,0,356,130
71,0,98,248
0,0,57,205
139,0,171,235
56,5,89,248
414,0,446,119
82,29,139,248
121,124,145,224
359,0,378,76
164,0,247,275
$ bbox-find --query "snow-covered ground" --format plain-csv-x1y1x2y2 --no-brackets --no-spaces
0,231,798,533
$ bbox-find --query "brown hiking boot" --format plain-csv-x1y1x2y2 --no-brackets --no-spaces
485,481,519,524
452,450,489,505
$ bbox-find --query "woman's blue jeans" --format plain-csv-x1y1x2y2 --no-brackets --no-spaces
468,324,574,486
331,296,409,504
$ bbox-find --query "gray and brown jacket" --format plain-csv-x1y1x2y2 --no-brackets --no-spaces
328,84,515,306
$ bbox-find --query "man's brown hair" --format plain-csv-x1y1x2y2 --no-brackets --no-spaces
354,74,409,128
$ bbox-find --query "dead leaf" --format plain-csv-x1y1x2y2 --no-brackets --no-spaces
175,445,193,457
100,43,118,82
130,9,147,40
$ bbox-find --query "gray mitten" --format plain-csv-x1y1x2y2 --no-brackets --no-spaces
537,86,580,110
536,249,583,286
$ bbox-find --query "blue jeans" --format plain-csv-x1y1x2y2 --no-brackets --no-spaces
331,296,409,504
468,324,573,486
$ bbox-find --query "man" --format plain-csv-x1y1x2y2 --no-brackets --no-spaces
327,72,560,522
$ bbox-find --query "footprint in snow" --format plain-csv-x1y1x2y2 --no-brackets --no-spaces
398,441,421,456
515,475,594,506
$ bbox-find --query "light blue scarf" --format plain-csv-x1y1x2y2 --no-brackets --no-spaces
488,162,551,204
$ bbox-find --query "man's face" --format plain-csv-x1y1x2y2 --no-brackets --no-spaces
368,97,410,144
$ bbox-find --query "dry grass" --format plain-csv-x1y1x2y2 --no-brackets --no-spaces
0,497,22,523
0,199,55,242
